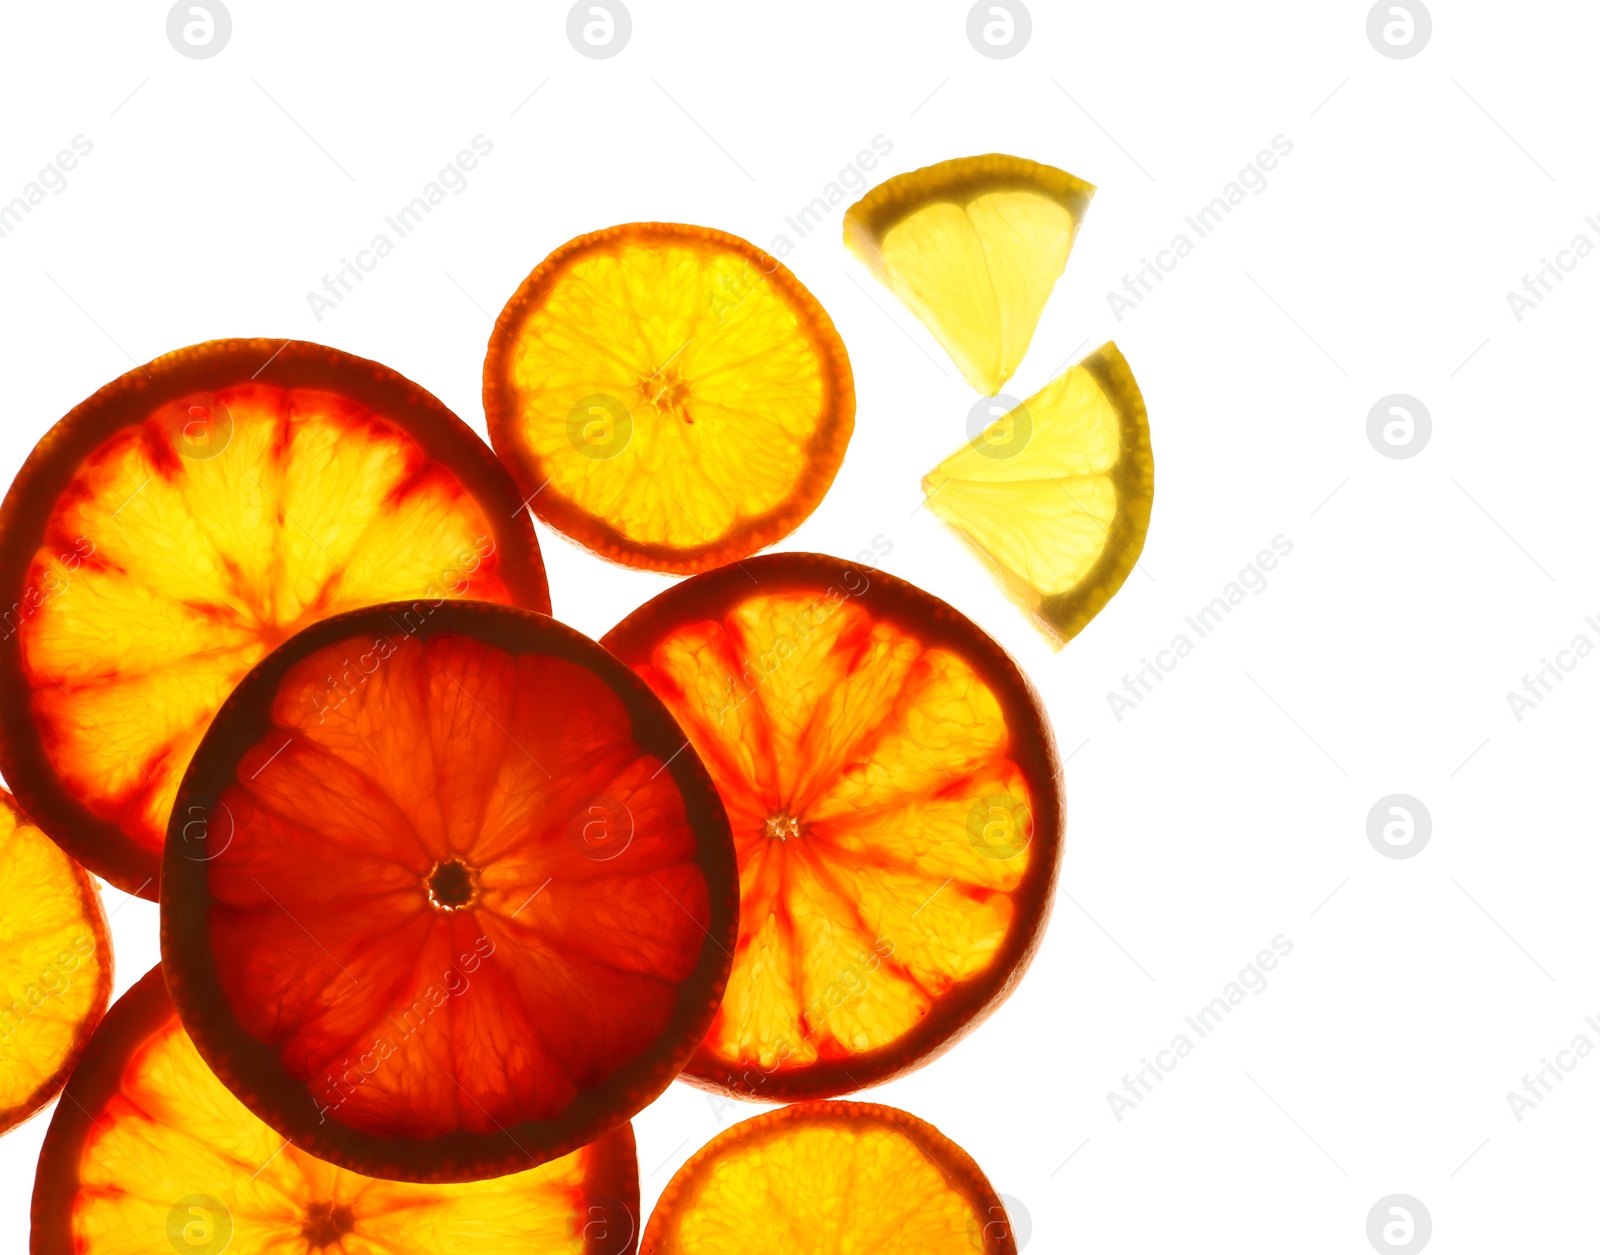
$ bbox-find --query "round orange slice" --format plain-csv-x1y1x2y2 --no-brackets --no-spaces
0,787,111,1137
0,339,550,901
483,223,855,573
160,600,738,1182
602,553,1061,1101
33,965,643,1254
641,1100,1018,1254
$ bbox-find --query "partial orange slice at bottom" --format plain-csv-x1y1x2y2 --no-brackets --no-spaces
642,1100,1016,1254
33,966,642,1255
0,787,110,1136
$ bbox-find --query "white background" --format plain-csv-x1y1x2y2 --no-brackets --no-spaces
1,2,1596,1250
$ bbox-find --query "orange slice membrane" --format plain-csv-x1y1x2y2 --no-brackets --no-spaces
0,339,549,899
161,601,737,1182
603,554,1060,1100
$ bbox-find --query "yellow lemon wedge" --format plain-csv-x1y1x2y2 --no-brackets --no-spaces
844,154,1094,395
922,342,1154,650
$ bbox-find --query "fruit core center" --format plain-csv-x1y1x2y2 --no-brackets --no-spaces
765,813,802,841
639,365,692,420
427,858,478,911
302,1200,354,1248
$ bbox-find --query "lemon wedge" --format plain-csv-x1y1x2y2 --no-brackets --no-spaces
922,341,1153,650
844,154,1094,395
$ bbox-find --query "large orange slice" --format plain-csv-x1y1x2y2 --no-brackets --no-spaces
602,554,1061,1101
0,788,111,1137
160,601,738,1182
33,965,642,1254
484,223,855,573
0,339,550,900
641,1100,1017,1254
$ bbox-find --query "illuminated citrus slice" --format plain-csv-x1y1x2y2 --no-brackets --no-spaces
0,788,111,1136
0,339,550,901
923,341,1153,651
33,965,643,1255
602,554,1060,1101
161,600,737,1182
642,1100,1017,1254
844,154,1094,395
484,222,855,573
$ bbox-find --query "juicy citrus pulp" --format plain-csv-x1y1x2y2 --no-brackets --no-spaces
641,1100,1017,1254
602,554,1060,1100
0,339,549,899
923,341,1153,650
161,601,737,1182
32,965,641,1255
0,788,110,1136
484,222,854,573
844,154,1094,395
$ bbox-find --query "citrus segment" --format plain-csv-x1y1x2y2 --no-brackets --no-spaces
484,222,854,573
602,554,1060,1100
32,965,642,1254
843,154,1094,394
0,339,550,900
161,601,737,1182
641,1100,1016,1254
923,341,1154,650
0,788,111,1136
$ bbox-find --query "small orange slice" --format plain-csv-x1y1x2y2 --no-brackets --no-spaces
33,965,642,1254
161,600,738,1182
844,154,1094,395
0,788,111,1136
0,339,550,900
484,223,855,573
602,554,1061,1101
642,1100,1017,1254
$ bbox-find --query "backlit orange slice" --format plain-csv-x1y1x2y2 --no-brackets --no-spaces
484,223,855,573
0,339,550,900
602,554,1061,1101
844,154,1094,395
0,788,111,1136
161,600,738,1182
641,1100,1017,1254
33,965,642,1254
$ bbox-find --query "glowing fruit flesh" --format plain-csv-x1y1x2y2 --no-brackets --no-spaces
844,154,1094,395
0,339,549,899
0,788,111,1137
603,554,1061,1100
160,600,737,1182
484,222,854,573
923,341,1154,650
32,965,642,1254
641,1100,1017,1254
